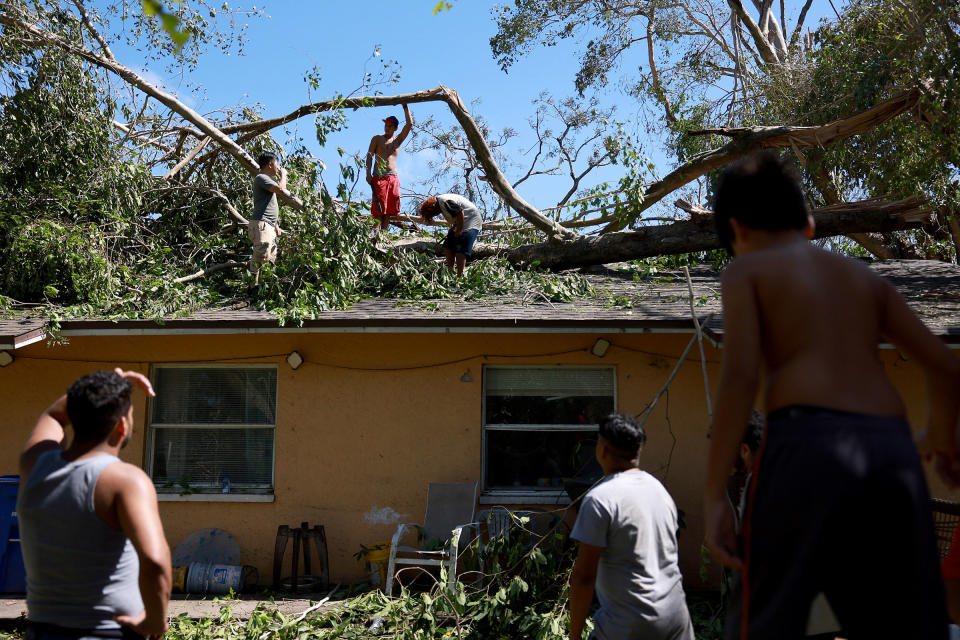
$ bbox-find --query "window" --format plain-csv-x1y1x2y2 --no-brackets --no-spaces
482,366,615,496
147,365,277,495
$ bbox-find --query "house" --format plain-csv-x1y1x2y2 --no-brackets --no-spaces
1,259,957,588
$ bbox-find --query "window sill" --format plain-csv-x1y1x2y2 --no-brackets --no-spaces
157,493,274,503
479,491,571,506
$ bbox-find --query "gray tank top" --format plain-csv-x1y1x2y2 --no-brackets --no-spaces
17,451,144,630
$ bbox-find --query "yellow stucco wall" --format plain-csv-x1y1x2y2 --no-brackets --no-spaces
0,331,951,589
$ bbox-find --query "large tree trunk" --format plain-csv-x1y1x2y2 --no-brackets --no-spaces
806,156,898,259
396,197,931,270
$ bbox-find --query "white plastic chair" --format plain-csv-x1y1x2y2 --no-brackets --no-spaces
385,481,478,596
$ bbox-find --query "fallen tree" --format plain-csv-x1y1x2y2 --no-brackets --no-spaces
394,196,933,270
0,0,954,328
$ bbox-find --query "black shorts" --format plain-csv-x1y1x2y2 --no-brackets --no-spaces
727,405,948,640
26,622,145,640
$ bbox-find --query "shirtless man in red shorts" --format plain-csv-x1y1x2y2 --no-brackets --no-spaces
366,104,412,239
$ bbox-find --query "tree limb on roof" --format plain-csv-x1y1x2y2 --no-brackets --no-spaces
396,196,932,271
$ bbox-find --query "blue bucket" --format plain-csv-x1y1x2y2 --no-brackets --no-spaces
185,562,244,595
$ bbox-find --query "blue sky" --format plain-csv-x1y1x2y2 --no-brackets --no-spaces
111,0,645,210
110,1,839,213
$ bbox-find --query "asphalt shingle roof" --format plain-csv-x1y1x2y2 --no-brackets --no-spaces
1,260,957,348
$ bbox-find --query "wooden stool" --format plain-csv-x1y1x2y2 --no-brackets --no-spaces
273,522,329,592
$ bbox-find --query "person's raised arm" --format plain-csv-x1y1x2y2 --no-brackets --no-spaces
268,167,288,195
569,542,603,640
113,470,171,639
879,279,960,462
20,394,69,478
366,137,377,185
704,264,761,569
394,104,413,146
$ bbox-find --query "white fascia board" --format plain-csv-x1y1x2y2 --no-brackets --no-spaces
58,325,706,336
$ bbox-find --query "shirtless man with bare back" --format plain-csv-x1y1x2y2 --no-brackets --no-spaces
366,104,412,238
702,152,960,639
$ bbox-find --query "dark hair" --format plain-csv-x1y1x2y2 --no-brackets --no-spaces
599,413,646,458
419,196,440,221
67,371,133,442
257,152,279,169
713,152,809,251
742,409,765,452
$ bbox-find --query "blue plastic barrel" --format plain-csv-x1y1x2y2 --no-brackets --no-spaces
185,562,244,595
0,475,26,593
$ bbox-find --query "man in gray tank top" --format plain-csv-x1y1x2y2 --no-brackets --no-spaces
18,369,171,640
569,413,694,640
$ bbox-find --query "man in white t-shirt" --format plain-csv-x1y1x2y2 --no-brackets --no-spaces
569,413,694,640
418,193,482,277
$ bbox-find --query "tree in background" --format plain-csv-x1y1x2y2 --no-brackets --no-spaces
489,0,959,260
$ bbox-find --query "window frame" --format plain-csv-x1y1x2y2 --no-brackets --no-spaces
145,363,278,499
480,364,616,503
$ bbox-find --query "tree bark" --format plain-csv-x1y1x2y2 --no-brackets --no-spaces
727,0,782,64
806,157,898,259
396,197,931,271
219,88,449,136
602,87,923,232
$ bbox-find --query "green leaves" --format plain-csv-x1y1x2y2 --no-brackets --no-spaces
140,0,192,51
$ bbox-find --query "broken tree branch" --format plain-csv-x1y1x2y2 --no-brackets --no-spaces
601,87,923,232
162,137,210,181
397,196,932,271
219,88,447,136
69,0,114,60
173,261,247,284
438,85,578,241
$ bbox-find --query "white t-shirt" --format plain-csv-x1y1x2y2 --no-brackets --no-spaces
436,193,482,232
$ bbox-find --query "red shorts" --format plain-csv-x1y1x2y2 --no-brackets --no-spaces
371,174,401,220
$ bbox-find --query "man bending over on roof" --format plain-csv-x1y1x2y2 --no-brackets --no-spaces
367,104,413,239
249,152,289,292
419,193,483,277
18,369,171,640
568,413,694,640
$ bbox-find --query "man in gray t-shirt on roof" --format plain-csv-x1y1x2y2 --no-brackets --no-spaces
249,151,288,289
569,413,694,640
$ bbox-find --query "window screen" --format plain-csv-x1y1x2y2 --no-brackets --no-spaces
148,366,277,493
483,366,614,492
